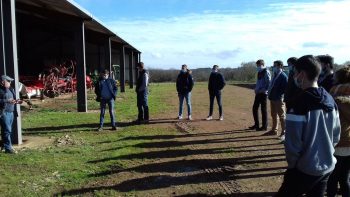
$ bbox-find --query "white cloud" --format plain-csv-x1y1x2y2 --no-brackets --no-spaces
107,0,350,68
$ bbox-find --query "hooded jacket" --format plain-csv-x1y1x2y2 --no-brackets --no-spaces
330,83,350,147
176,71,194,94
285,87,341,176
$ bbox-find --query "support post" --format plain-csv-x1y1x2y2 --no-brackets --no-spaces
120,45,125,92
129,50,134,88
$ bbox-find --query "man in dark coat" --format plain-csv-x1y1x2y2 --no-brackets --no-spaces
206,65,226,121
176,64,194,120
135,62,149,124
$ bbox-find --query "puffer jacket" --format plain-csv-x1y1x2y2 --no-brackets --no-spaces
330,83,350,147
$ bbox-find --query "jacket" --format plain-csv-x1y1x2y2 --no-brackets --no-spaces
285,87,340,176
255,68,271,95
330,83,350,147
0,86,18,116
284,69,302,110
268,71,288,101
318,73,334,92
176,71,194,94
208,72,225,94
95,77,118,101
136,70,149,93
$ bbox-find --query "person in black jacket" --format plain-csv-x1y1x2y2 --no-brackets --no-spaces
284,57,301,112
94,69,118,131
0,75,22,154
176,64,194,120
135,62,149,124
206,65,226,121
317,54,334,92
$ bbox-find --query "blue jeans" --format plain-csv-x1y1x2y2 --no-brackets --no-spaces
209,91,222,116
1,112,14,151
99,99,116,128
137,91,149,121
178,92,192,117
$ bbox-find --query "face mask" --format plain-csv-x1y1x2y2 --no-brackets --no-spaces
273,67,280,74
256,67,262,72
103,75,108,79
289,66,293,72
293,72,303,88
181,69,187,73
212,69,218,73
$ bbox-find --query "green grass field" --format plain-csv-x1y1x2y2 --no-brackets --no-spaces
0,83,180,197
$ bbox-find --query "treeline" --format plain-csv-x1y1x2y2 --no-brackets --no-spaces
149,61,350,83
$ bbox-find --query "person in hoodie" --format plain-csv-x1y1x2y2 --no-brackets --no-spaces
176,64,194,120
94,69,118,131
249,59,271,131
135,62,149,124
206,65,225,121
284,57,302,112
275,55,341,197
317,54,335,92
327,65,350,197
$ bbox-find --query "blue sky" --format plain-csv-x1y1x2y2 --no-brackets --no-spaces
74,0,350,69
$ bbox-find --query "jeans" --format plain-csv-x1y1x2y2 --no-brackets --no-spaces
209,91,222,116
327,155,350,197
253,93,268,129
99,99,116,128
178,92,192,116
0,112,14,151
275,168,331,197
137,91,149,121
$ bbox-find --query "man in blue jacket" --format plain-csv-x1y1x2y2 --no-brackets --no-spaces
176,64,194,120
275,55,341,196
249,59,271,131
265,60,288,139
206,65,225,121
95,69,118,131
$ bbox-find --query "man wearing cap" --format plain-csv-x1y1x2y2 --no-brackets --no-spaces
135,62,149,124
94,70,118,131
206,65,226,121
0,75,22,154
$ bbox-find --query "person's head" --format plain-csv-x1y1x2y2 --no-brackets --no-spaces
317,55,334,73
181,64,188,72
101,69,109,79
272,60,283,74
137,62,144,71
334,66,350,85
1,75,14,88
294,55,321,89
287,57,298,67
256,59,265,72
212,65,219,72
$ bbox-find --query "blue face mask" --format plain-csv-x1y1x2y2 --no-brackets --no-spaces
256,67,262,72
293,73,303,88
272,67,279,74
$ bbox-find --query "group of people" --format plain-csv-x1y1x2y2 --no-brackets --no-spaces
249,55,349,197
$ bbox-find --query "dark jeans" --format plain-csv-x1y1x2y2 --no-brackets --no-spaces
209,91,222,116
327,155,350,197
0,112,14,151
276,168,331,197
137,91,149,121
252,93,268,129
99,98,116,128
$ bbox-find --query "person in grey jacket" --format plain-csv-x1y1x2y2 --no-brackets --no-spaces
95,70,118,131
276,55,341,197
249,59,271,131
136,62,149,124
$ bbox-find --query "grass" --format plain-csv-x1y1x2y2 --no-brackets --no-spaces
0,83,180,197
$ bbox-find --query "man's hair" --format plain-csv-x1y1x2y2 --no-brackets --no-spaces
295,55,321,81
317,55,334,69
287,57,298,65
274,60,283,67
256,59,264,66
102,69,109,74
137,62,144,68
182,64,187,69
213,65,219,69
335,66,350,84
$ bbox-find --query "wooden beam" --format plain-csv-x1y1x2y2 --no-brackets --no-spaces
120,45,125,92
129,50,134,88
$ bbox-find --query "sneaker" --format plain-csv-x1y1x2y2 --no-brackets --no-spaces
97,127,103,132
111,126,117,131
248,125,257,130
188,115,192,120
219,116,224,121
206,116,213,121
279,134,285,141
262,130,277,136
5,149,17,154
178,116,183,120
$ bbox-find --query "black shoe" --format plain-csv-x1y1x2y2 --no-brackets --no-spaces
111,126,117,131
256,127,267,131
248,125,257,130
262,130,277,136
5,149,17,154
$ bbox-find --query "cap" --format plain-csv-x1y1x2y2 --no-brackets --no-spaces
1,75,14,82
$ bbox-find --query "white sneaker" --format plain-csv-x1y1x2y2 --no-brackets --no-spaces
188,115,192,120
206,116,213,120
219,116,224,121
279,134,285,141
178,116,183,120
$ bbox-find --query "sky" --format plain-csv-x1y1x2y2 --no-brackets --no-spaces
74,0,350,69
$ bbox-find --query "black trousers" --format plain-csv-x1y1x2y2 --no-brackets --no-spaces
252,93,267,129
276,168,331,197
209,91,222,116
327,155,350,197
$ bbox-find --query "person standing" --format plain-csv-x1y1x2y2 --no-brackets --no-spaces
94,69,118,131
206,65,225,121
0,75,22,154
136,62,149,124
327,66,350,197
176,64,194,120
265,60,288,139
275,55,341,196
284,57,301,112
317,54,335,92
249,59,271,131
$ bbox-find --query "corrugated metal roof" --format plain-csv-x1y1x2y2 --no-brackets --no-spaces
15,0,140,52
